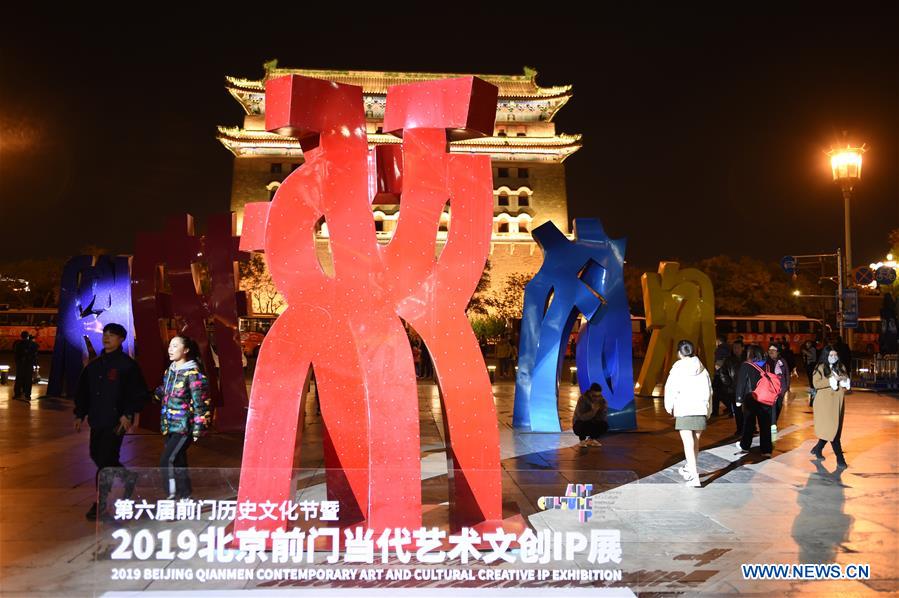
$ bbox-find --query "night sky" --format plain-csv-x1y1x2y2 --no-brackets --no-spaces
1,12,896,269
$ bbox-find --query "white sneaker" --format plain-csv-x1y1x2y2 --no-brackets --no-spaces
676,466,691,480
587,439,602,447
578,439,589,448
685,475,701,488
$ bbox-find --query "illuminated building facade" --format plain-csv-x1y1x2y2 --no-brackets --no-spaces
218,62,582,309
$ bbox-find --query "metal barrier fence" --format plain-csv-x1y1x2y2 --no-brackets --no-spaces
852,354,898,391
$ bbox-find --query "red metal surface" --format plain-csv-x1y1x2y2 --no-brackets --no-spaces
132,232,169,431
162,215,221,408
237,74,501,535
204,213,250,430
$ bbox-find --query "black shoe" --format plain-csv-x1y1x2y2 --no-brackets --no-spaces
123,471,138,499
810,447,825,460
85,502,103,521
836,459,848,469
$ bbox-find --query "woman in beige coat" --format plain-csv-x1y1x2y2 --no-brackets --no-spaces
810,345,850,467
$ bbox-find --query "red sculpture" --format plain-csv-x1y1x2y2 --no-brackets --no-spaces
163,215,221,408
132,214,248,432
237,74,501,536
132,231,170,432
204,213,249,430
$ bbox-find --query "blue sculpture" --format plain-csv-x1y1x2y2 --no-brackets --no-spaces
514,219,634,432
48,255,135,397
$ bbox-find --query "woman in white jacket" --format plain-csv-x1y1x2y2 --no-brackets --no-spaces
664,340,713,487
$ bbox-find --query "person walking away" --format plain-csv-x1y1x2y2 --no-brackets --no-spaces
810,346,850,468
664,340,713,488
155,335,210,499
73,323,147,520
734,345,774,457
13,331,38,401
572,383,609,447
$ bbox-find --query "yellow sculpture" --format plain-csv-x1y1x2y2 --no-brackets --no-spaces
635,262,716,396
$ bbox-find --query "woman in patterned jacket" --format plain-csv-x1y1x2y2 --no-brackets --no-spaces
155,335,210,499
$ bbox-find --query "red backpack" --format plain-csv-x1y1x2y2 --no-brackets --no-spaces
750,363,782,406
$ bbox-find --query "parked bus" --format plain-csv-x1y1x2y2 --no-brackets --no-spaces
715,315,825,353
0,308,58,352
628,314,824,357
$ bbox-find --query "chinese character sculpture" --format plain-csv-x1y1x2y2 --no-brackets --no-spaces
49,255,135,397
236,74,503,535
572,221,636,431
132,214,249,431
514,219,633,432
635,262,716,395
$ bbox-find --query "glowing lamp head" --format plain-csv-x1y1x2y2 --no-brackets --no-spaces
828,145,865,183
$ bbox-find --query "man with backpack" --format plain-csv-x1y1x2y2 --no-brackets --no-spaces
734,345,781,457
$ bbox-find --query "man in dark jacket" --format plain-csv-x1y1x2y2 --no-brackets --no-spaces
13,331,38,400
74,323,147,520
713,342,742,421
734,345,773,457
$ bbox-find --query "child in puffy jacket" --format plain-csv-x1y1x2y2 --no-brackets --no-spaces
155,335,210,499
664,339,713,488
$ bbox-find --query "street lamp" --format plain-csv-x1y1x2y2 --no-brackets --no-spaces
827,142,866,348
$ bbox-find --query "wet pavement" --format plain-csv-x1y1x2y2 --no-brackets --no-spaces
0,357,897,596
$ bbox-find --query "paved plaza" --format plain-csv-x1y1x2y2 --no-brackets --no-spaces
0,356,897,596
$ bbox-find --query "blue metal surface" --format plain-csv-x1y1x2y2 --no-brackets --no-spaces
48,255,135,397
513,219,634,432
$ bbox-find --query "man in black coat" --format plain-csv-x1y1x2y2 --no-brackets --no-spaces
74,323,148,520
12,331,38,400
713,341,742,421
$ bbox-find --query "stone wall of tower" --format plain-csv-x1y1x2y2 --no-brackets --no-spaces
492,162,569,235
230,158,287,232
485,242,545,297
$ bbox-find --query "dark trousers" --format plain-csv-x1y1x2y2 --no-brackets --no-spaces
740,400,773,454
733,404,744,435
499,357,511,378
13,361,33,397
90,426,126,504
420,354,433,379
805,364,816,388
160,433,192,497
713,388,734,416
573,420,609,440
813,416,846,463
